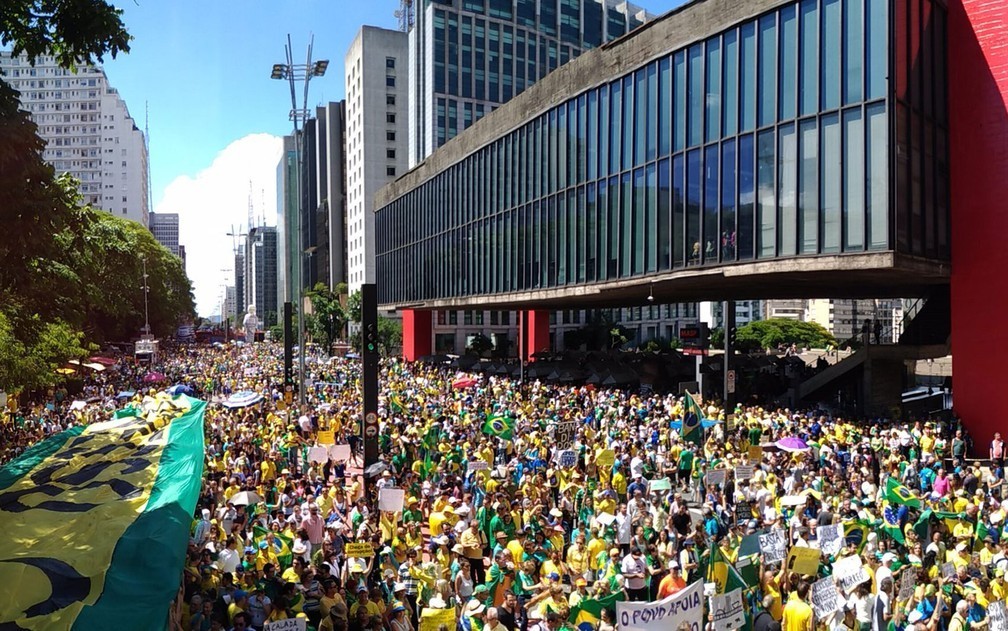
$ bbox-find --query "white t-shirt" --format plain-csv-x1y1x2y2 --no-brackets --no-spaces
247,594,272,627
621,554,647,590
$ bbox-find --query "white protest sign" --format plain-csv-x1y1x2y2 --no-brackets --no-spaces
378,487,405,513
988,600,1008,631
557,449,578,468
810,577,843,618
734,465,755,482
710,588,746,631
264,618,307,631
616,578,703,631
898,567,918,602
650,477,672,492
832,555,871,593
940,562,956,579
759,528,787,564
706,469,727,487
307,446,329,464
818,523,844,556
466,460,489,474
328,444,351,462
595,512,617,526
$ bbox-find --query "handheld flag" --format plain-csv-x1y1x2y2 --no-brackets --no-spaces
682,392,705,446
707,542,748,594
389,393,405,414
253,525,294,568
882,503,906,544
884,477,922,509
482,412,515,441
843,519,871,553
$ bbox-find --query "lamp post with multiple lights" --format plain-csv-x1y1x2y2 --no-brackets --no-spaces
270,35,328,408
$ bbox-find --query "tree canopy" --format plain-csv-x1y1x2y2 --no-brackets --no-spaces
734,318,838,352
0,0,130,71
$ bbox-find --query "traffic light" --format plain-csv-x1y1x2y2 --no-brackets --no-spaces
364,322,378,353
727,326,738,347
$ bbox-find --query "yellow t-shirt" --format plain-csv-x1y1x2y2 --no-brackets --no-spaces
782,595,813,631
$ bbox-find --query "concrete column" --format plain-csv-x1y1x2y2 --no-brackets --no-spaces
524,310,550,362
402,309,432,362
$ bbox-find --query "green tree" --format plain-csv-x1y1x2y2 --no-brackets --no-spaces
466,333,494,356
305,282,347,350
346,290,362,325
0,1,130,72
377,317,402,356
735,318,837,352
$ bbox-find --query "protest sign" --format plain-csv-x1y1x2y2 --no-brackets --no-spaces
706,469,727,487
818,523,844,556
616,579,703,631
345,542,374,557
987,600,1008,631
726,414,736,431
557,450,578,468
759,529,787,564
307,446,329,464
735,500,753,525
810,578,843,618
711,588,747,631
419,607,456,631
832,555,870,593
787,546,822,576
650,477,672,492
734,465,755,482
898,568,918,602
748,446,763,462
328,444,351,462
466,459,489,474
264,619,307,631
596,449,616,468
378,488,405,513
739,533,762,558
595,512,617,526
554,420,578,449
316,430,335,445
940,562,956,579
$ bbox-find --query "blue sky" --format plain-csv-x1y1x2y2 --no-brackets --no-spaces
100,0,680,315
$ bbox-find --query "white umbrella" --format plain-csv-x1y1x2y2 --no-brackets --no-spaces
229,491,263,506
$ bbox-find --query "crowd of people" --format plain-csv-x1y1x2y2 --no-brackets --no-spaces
3,341,1005,631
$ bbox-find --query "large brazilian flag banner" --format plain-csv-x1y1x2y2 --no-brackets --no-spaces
0,393,206,630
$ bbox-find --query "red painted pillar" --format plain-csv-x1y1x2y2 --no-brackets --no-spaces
948,0,1008,452
524,310,550,361
402,310,432,362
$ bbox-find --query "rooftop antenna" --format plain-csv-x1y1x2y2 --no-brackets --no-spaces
248,180,255,229
261,188,266,227
145,101,153,218
395,0,414,31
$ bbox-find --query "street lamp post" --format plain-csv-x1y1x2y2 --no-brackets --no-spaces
271,35,328,408
141,257,150,337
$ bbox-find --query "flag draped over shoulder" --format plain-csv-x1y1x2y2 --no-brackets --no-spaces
482,412,515,441
682,392,705,446
0,393,206,631
885,477,922,509
568,591,624,629
253,525,294,569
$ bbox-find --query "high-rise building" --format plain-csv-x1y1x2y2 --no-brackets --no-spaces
149,212,180,257
0,51,150,226
807,299,905,345
234,251,245,320
245,226,279,328
312,102,349,289
407,0,651,166
345,27,409,294
224,285,238,322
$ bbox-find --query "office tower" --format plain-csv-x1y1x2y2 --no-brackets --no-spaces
149,212,180,257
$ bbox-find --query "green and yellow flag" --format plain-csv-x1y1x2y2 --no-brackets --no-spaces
482,412,515,441
253,525,294,568
843,519,872,553
885,477,922,509
0,393,205,630
682,391,705,446
707,542,748,594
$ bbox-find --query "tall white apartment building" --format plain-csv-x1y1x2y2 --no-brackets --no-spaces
344,27,409,293
0,51,150,226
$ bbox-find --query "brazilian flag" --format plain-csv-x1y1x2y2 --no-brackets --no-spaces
253,525,294,568
885,477,922,509
707,542,748,594
482,412,515,441
568,591,624,629
0,393,205,630
389,393,405,414
682,391,705,446
882,502,906,544
843,519,871,553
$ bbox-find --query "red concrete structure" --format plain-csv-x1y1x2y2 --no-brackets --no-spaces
948,0,1008,452
519,310,550,363
402,309,432,362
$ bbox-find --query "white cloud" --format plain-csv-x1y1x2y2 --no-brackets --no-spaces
154,134,283,316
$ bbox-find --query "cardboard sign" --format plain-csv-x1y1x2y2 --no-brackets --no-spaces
940,562,956,579
650,477,672,492
595,512,617,526
734,465,755,482
345,542,374,558
328,444,351,462
419,607,456,631
726,414,736,431
739,533,763,558
466,460,489,474
759,529,788,564
818,523,844,556
378,488,405,513
748,446,763,463
898,567,918,602
596,449,616,468
810,577,843,618
557,449,578,468
616,580,704,631
554,420,577,449
787,546,822,576
706,469,727,487
264,619,307,631
307,446,329,464
317,430,335,445
987,600,1008,631
710,588,746,631
832,555,870,593
735,500,753,525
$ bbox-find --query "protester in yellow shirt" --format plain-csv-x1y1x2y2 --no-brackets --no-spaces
781,582,814,631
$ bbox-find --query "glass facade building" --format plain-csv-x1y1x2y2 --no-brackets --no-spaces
409,0,651,165
383,0,950,306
